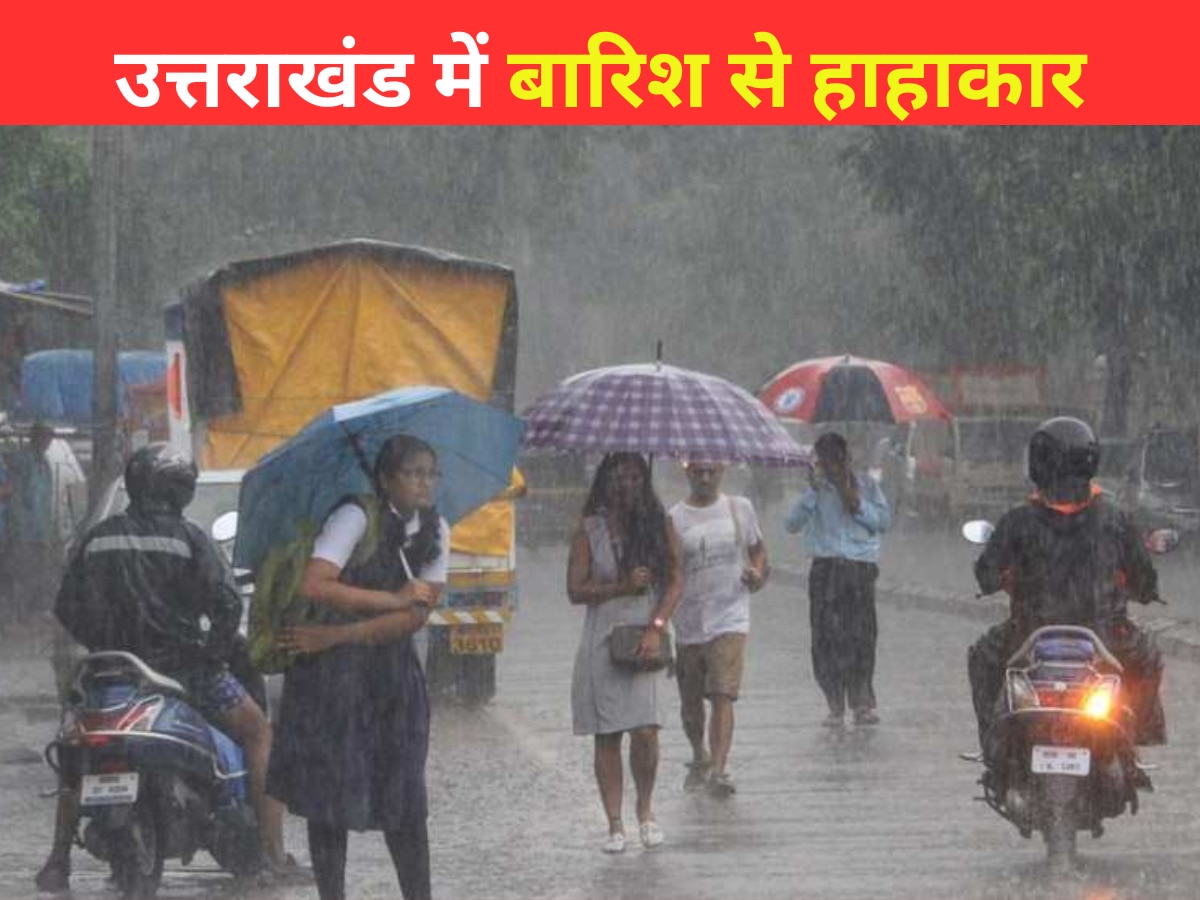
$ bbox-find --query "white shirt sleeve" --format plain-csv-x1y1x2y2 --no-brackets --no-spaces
311,503,368,569
417,517,451,584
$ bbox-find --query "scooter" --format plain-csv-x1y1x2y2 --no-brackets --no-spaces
960,520,1176,868
45,651,259,898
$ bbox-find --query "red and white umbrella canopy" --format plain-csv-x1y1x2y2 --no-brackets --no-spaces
759,355,952,424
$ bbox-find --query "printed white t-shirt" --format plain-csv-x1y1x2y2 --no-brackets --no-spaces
311,502,450,583
668,493,762,645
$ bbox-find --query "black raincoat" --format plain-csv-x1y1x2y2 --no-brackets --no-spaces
975,492,1160,636
967,490,1166,746
54,508,242,676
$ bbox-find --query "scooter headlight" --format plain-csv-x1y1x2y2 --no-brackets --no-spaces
1006,671,1040,711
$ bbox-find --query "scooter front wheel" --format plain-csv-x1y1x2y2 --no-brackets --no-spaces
110,799,165,899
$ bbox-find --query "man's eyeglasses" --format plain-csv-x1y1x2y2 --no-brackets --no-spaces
397,467,441,483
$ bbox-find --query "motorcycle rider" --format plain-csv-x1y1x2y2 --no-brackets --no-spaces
35,444,291,892
967,416,1166,759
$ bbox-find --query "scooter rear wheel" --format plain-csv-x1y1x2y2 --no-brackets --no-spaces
110,799,165,899
1041,775,1079,871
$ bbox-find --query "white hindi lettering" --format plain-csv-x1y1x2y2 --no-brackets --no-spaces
112,38,419,109
165,63,219,108
114,59,161,108
433,31,490,107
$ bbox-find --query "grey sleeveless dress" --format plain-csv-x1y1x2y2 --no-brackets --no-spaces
570,515,667,735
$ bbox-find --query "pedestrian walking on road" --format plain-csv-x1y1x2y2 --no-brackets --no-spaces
669,459,768,797
6,422,60,621
568,452,683,853
785,431,891,728
270,434,448,900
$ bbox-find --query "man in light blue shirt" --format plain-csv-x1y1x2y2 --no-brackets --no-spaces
785,432,891,726
7,423,58,620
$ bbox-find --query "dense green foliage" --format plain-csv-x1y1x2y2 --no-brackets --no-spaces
844,126,1200,431
0,127,90,288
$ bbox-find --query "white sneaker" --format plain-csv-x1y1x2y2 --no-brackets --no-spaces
639,820,664,849
602,832,626,854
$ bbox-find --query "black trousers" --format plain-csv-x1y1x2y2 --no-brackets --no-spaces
307,818,431,900
967,617,1166,750
808,557,880,715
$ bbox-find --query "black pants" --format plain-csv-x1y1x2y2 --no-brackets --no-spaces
967,617,1166,750
808,557,880,715
308,818,431,900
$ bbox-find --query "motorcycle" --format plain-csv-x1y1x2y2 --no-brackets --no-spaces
960,519,1177,868
45,651,260,898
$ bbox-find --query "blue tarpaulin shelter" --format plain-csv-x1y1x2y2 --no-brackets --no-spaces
17,349,167,425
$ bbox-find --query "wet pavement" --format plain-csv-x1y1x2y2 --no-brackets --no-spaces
3,530,1200,899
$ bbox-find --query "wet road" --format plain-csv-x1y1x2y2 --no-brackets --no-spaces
4,533,1200,899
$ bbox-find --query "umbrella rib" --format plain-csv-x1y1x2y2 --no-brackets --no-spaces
340,422,375,482
345,400,518,493
706,377,754,464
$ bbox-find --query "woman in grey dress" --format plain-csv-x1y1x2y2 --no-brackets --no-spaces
568,452,683,853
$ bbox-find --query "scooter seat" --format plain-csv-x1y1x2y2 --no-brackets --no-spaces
1032,637,1096,663
75,651,188,698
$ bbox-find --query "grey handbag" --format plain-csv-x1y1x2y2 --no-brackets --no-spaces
608,623,673,671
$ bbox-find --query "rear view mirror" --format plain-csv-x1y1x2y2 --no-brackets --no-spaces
1145,528,1180,555
211,511,239,544
961,520,995,544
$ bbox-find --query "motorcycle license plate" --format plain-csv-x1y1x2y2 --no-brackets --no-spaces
1031,745,1091,776
80,772,140,806
449,623,503,655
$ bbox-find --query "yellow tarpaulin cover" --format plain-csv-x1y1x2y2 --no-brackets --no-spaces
201,251,516,556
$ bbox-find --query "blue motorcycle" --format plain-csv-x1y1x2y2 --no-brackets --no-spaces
45,651,259,898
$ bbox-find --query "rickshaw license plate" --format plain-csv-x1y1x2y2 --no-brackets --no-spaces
450,624,504,655
1031,745,1090,776
81,772,140,806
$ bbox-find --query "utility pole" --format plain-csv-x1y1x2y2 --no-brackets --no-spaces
90,126,121,509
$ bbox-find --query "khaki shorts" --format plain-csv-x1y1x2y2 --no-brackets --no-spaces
676,632,747,701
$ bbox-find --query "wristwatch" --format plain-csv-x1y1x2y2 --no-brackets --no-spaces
651,616,667,632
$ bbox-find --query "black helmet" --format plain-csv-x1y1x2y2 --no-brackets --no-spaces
124,443,198,514
1027,416,1099,493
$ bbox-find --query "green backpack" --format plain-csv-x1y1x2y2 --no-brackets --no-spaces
247,495,384,673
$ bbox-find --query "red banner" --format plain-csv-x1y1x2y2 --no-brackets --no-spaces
2,0,1196,124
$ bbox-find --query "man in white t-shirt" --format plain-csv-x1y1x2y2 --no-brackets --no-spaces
668,460,768,797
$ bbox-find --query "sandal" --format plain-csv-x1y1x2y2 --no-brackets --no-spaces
602,831,627,854
639,820,664,849
683,760,711,792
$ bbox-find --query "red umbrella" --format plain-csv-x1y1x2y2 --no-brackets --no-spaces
758,355,952,424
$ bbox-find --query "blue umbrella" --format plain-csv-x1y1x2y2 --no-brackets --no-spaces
232,386,525,572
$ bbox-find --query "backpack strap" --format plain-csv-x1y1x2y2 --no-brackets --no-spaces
345,493,385,569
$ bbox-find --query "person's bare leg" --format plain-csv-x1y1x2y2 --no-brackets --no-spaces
629,727,659,824
594,733,624,837
708,695,735,775
219,697,287,865
35,784,78,892
680,681,707,766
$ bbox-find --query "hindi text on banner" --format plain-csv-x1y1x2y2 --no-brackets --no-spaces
507,32,706,109
810,54,1088,121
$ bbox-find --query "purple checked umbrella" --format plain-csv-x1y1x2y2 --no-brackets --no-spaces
521,363,810,466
